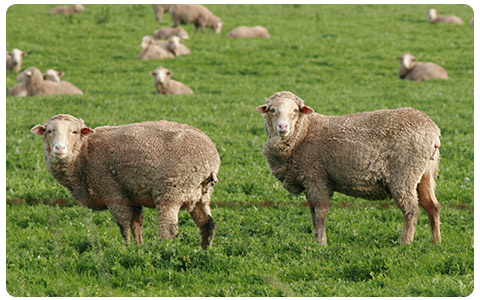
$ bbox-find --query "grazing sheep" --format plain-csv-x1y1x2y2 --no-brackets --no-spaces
154,27,190,40
8,68,64,97
152,66,194,95
397,53,448,81
139,36,175,60
6,48,27,72
428,9,464,25
152,4,171,23
256,91,441,246
170,4,223,34
227,26,270,38
49,4,84,14
16,67,83,96
167,36,191,56
31,114,220,248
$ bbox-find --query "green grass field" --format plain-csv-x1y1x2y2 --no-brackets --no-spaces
6,4,474,297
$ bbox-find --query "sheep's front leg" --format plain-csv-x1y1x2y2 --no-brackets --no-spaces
131,206,144,245
108,204,134,243
306,186,332,246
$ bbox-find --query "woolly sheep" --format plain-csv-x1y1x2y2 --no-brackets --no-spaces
152,66,193,95
428,9,464,25
154,27,190,40
49,4,84,14
139,36,175,60
31,114,220,248
170,4,223,34
256,91,441,246
152,4,171,23
8,68,64,97
167,36,191,56
397,53,448,81
6,48,27,72
227,26,270,38
16,67,83,96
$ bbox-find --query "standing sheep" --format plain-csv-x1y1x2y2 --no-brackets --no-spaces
427,9,464,25
8,68,64,97
152,4,171,23
256,91,441,246
227,26,270,38
397,53,448,81
16,67,83,96
154,27,190,40
31,114,220,248
170,4,223,34
6,48,27,72
49,4,84,14
152,66,194,95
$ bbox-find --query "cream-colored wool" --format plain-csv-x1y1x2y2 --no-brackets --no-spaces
170,4,223,34
8,68,64,97
31,114,220,249
428,9,464,25
154,27,190,40
49,4,84,14
167,36,191,56
397,53,448,82
152,66,194,95
139,36,175,60
257,91,441,246
227,26,270,38
16,67,83,96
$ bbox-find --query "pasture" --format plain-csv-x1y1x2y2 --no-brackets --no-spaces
5,4,474,296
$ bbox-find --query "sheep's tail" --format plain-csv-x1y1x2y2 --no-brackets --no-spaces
210,172,219,184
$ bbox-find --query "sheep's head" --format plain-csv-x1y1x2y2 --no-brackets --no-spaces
427,9,438,22
10,48,27,65
167,36,181,55
397,53,417,71
152,66,171,85
16,67,42,83
213,19,223,34
43,69,64,82
72,4,84,12
256,91,314,138
31,114,95,164
141,35,155,49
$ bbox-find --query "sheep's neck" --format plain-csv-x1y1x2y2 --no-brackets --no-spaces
399,63,416,79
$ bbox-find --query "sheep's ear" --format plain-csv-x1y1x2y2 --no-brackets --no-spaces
300,105,314,115
166,71,172,76
25,70,33,77
22,52,27,57
151,72,156,76
256,105,268,114
31,124,46,135
58,72,64,77
43,75,47,80
81,127,95,136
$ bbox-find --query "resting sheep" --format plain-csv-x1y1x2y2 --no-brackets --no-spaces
16,67,83,96
49,4,84,14
256,91,441,246
152,4,171,23
154,27,190,40
170,4,223,34
139,36,175,60
397,53,448,81
227,26,270,38
152,66,194,95
8,68,64,97
167,36,191,56
6,48,27,72
31,114,220,248
428,9,464,25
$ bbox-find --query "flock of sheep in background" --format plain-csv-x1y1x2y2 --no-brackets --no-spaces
6,5,472,248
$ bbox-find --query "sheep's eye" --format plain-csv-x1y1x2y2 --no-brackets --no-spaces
270,108,276,113
293,109,299,114
47,129,53,135
72,131,78,134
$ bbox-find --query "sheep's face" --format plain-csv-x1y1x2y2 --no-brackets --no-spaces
31,116,94,163
214,21,223,34
428,9,437,22
256,97,314,138
152,67,171,84
10,49,26,65
141,36,154,49
397,53,416,71
43,69,64,82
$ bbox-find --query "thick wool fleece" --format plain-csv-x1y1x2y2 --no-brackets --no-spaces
19,67,83,96
399,62,448,81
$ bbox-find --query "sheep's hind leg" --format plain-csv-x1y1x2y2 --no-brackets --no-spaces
131,206,144,245
190,203,216,250
417,174,441,244
393,192,419,245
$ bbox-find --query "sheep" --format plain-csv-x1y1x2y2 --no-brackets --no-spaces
49,4,84,14
16,67,83,96
167,36,191,56
8,68,64,97
428,9,464,25
397,53,448,81
256,91,441,246
227,26,270,38
152,4,171,23
152,66,194,95
6,48,27,72
31,114,220,249
170,4,223,34
139,36,175,60
154,27,190,40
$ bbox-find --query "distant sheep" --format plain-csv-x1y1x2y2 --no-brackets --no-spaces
31,114,220,248
152,66,193,94
49,4,84,14
154,27,190,40
16,67,83,96
8,68,64,97
397,53,448,81
139,35,175,60
257,91,441,246
227,26,270,38
6,48,27,72
167,36,191,56
170,4,223,34
428,9,464,25
152,4,171,23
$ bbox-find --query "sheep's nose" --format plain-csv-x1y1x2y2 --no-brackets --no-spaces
278,123,288,130
55,145,65,151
